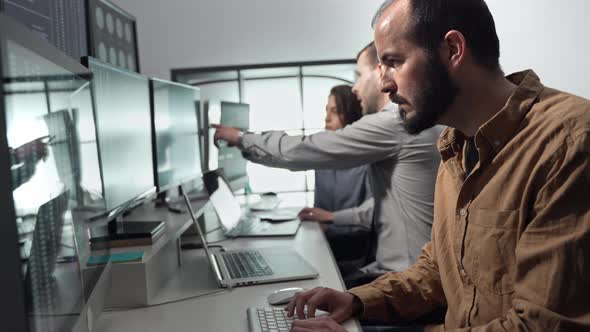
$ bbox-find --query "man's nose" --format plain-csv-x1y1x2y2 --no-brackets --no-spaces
380,66,397,94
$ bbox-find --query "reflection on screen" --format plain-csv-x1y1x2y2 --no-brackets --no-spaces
1,18,94,331
87,58,154,212
152,79,201,191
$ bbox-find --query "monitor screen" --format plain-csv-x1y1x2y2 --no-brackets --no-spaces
151,78,202,192
1,13,99,332
1,0,87,59
220,101,249,130
207,100,249,182
87,0,140,72
84,57,155,214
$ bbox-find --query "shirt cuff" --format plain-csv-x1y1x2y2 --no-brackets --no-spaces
348,284,389,321
332,208,356,225
236,131,248,149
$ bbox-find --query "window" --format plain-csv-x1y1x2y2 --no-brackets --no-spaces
173,60,356,202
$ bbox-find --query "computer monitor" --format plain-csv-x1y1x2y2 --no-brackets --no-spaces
0,12,102,332
82,57,160,236
206,100,249,190
86,0,140,72
149,78,202,194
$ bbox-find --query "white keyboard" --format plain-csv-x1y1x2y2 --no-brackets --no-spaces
247,307,329,332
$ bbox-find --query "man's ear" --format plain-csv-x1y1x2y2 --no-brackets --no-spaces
441,30,466,71
376,63,383,76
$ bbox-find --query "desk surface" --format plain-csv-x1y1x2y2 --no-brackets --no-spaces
95,221,361,332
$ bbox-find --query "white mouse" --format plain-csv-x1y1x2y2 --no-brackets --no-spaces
267,287,306,305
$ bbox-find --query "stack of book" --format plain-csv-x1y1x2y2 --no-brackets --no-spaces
89,221,165,251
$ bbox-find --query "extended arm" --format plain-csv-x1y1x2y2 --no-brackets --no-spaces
237,111,403,171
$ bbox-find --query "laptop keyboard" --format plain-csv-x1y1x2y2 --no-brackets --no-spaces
221,250,273,279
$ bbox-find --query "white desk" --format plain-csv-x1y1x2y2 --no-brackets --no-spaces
95,221,362,332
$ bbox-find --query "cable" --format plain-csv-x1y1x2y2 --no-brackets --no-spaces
30,312,81,317
104,288,230,312
205,226,222,234
205,237,230,245
29,288,231,317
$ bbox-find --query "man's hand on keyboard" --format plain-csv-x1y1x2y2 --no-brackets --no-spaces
285,287,362,322
290,316,347,332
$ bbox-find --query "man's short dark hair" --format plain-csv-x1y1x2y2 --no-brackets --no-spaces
373,0,501,72
356,42,379,68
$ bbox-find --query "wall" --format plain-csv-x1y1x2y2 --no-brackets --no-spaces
111,0,384,79
113,0,590,98
487,0,590,98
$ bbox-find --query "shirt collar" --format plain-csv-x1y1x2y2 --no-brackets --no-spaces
382,102,398,114
438,70,544,161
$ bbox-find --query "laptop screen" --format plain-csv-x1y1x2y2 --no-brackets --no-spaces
207,173,241,232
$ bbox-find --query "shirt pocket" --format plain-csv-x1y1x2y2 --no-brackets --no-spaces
466,208,519,295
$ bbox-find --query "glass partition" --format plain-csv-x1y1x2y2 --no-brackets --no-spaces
1,13,106,332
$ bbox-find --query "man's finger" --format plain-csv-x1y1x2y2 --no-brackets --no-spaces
298,208,311,218
306,291,322,318
213,132,221,149
295,291,312,319
291,317,333,330
210,123,222,129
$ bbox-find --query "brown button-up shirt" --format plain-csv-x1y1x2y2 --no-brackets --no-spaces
349,70,590,331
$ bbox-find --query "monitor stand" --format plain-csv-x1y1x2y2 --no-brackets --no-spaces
154,191,186,214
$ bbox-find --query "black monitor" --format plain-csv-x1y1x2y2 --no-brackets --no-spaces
82,57,160,238
0,12,100,332
206,100,249,190
150,78,202,193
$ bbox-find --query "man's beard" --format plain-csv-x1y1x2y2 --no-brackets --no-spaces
394,53,459,135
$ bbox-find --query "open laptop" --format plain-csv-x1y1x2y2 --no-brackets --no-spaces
203,170,301,237
180,184,318,288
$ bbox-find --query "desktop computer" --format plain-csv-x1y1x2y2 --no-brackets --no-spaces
82,56,162,245
0,13,108,332
149,78,203,212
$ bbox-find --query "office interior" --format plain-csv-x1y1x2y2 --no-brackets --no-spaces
1,1,589,331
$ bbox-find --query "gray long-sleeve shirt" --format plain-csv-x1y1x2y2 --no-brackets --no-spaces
240,104,443,273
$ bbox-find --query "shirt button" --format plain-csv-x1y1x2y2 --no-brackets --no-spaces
459,208,467,216
494,140,501,147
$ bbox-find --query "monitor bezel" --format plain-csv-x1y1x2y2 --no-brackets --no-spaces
0,17,28,332
0,12,93,332
149,77,203,193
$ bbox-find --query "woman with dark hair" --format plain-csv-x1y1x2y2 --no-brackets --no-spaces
323,85,363,131
299,85,372,227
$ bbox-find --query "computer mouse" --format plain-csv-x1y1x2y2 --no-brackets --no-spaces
262,191,277,197
267,287,306,305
